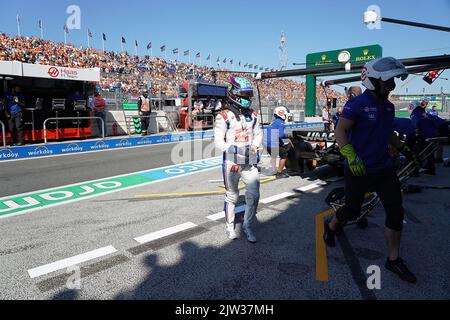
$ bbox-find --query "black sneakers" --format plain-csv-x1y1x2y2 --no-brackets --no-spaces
385,257,417,283
323,219,336,247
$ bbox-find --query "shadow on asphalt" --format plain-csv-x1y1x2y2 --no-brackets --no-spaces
51,152,450,300
107,166,372,300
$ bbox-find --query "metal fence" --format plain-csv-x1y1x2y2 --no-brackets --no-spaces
43,117,105,144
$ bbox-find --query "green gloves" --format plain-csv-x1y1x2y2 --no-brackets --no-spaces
340,144,366,176
399,144,420,167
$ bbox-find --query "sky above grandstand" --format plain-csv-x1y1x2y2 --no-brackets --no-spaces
1,0,450,95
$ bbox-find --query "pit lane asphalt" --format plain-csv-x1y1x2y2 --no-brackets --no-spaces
0,138,215,197
0,144,449,300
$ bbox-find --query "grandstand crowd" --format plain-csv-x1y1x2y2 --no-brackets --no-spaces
0,33,346,105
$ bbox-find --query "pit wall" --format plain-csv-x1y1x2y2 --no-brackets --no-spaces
0,120,324,161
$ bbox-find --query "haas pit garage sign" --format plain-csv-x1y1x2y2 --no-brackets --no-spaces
47,67,60,78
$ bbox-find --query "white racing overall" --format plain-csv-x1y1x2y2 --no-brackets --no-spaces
214,109,263,238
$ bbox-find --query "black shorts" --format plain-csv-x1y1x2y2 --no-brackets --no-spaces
336,167,405,231
267,144,290,159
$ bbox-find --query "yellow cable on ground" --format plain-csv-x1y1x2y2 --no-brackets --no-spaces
134,177,276,198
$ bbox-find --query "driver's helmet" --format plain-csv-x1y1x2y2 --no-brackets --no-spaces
361,57,408,90
274,106,288,121
227,77,254,109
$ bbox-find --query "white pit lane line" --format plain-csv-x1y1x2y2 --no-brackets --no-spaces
207,181,327,219
206,205,246,221
28,245,118,279
134,222,198,244
260,192,296,204
296,181,327,192
258,181,327,205
26,181,327,279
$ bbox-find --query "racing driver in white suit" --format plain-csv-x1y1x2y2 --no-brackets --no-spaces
214,77,263,243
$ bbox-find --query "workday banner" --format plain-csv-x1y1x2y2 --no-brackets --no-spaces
0,123,323,161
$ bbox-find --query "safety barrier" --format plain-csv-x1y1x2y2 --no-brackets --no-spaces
43,117,105,144
124,115,178,135
0,120,6,147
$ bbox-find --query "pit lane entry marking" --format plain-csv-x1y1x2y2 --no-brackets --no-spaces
0,157,222,219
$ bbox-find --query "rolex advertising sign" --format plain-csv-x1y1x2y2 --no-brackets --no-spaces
304,45,382,117
306,44,382,69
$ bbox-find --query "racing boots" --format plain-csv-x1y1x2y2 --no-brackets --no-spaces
226,223,238,240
